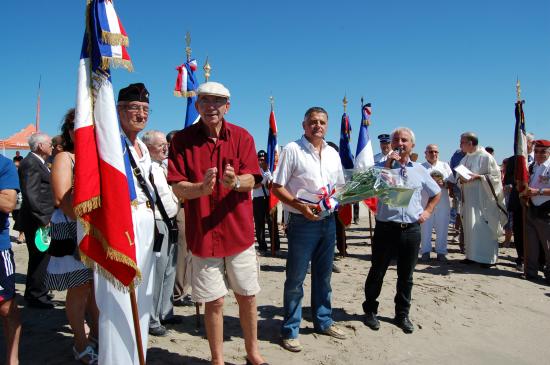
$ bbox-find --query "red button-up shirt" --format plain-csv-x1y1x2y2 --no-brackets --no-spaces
167,119,261,258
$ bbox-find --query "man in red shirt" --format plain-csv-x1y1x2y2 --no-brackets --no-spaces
168,82,267,365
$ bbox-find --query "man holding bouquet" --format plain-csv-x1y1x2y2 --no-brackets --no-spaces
272,107,346,352
363,127,441,334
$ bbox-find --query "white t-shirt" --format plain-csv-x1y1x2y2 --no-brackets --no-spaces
529,158,550,206
273,136,345,214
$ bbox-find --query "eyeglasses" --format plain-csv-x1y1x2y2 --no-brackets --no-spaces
126,105,151,114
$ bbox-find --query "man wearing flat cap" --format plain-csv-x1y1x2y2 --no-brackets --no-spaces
95,82,157,364
374,134,392,164
168,82,267,365
523,139,550,283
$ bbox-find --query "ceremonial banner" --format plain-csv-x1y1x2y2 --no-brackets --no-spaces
338,112,354,226
174,59,200,128
355,102,377,212
514,100,528,193
267,107,279,212
74,0,139,288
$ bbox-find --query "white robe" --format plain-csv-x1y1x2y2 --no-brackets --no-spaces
95,138,156,364
420,160,453,254
459,147,507,264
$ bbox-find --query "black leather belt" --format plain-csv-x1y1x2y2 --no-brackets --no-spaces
376,220,419,229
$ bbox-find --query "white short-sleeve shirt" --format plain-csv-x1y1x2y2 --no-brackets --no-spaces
273,136,345,214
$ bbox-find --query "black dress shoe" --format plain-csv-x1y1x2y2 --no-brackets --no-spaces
364,312,380,330
460,258,474,265
160,316,183,325
149,325,167,337
394,315,414,334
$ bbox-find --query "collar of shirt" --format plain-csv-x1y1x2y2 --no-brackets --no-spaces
31,152,46,165
198,119,230,141
299,135,327,157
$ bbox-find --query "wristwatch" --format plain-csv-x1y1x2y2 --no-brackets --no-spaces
539,188,544,196
233,176,241,191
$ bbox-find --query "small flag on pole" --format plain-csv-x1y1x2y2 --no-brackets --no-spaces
73,0,139,289
514,97,528,193
355,100,377,213
339,112,354,170
267,101,279,212
174,59,199,128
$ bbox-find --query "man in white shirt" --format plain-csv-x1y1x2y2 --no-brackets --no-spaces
373,134,392,163
143,130,181,336
273,107,346,353
523,139,550,283
420,144,453,262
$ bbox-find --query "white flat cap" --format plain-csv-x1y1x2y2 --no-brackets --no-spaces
197,82,230,98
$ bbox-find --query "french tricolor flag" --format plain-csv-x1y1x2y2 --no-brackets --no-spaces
73,0,139,288
355,102,377,213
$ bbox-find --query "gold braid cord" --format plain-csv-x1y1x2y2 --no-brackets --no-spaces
174,90,197,98
79,218,142,291
74,196,101,218
100,57,134,72
101,30,129,47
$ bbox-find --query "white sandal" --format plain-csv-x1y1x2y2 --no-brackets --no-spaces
73,345,98,364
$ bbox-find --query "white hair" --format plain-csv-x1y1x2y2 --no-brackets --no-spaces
526,132,535,142
28,133,50,152
391,127,416,144
142,130,165,145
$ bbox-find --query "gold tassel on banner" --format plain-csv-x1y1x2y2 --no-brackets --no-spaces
101,30,129,47
74,196,101,217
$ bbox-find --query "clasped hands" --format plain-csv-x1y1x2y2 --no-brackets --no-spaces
200,165,238,195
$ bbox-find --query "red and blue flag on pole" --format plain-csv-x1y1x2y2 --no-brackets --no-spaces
267,105,279,211
74,0,139,289
174,59,200,128
339,112,354,169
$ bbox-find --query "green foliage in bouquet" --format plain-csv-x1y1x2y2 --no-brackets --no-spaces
334,167,414,207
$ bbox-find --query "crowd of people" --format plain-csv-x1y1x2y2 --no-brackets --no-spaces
0,80,549,365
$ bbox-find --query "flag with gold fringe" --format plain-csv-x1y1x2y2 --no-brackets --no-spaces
74,0,139,289
174,59,200,127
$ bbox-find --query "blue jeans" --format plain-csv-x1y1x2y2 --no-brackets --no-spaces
281,213,336,339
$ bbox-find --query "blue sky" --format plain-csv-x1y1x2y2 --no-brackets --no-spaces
1,0,548,164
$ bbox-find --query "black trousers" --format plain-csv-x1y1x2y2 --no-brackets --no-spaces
253,196,280,251
23,226,51,304
363,221,420,316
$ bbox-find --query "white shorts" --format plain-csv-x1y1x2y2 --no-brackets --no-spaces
190,245,260,303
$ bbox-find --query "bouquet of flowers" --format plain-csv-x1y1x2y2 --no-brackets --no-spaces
334,167,414,207
296,167,415,216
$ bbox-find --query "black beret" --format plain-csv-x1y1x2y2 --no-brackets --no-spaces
257,150,267,158
118,83,149,103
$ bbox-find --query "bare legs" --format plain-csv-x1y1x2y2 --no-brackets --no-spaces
0,298,21,365
65,281,99,355
204,294,264,365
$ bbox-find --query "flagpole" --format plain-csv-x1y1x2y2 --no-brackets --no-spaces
361,96,374,236
35,76,41,132
269,95,277,258
517,79,529,277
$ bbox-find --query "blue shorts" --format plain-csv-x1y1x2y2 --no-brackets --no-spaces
0,249,16,302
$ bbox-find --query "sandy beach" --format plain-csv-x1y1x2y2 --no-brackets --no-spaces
2,216,550,365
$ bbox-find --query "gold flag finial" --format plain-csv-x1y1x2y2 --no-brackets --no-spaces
203,57,211,82
343,94,348,113
185,31,192,61
516,78,521,102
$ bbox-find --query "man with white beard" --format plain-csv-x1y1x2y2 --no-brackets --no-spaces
420,144,453,262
